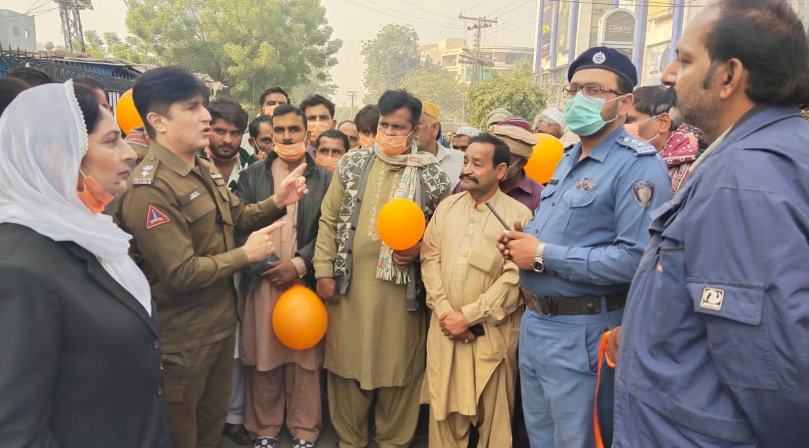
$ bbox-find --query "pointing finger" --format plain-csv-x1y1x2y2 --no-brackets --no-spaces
289,163,307,178
261,220,286,234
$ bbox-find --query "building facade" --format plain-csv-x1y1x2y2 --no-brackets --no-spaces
0,9,37,52
534,0,809,106
420,38,534,84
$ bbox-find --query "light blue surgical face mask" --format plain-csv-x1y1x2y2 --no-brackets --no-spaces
564,93,624,137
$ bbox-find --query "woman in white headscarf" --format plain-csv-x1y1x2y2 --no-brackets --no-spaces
0,81,170,448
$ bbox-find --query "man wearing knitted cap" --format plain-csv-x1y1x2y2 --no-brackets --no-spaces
454,117,544,214
486,108,512,130
496,46,670,448
416,102,464,190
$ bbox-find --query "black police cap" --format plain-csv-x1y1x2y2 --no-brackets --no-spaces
567,46,638,90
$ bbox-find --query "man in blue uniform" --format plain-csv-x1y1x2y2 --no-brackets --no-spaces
610,1,809,446
497,47,670,448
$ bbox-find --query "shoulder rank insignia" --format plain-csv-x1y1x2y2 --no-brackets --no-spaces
133,160,159,186
210,170,226,186
632,181,656,207
618,136,657,156
146,204,170,229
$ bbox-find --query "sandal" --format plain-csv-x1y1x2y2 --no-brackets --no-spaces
254,437,277,448
223,423,253,446
292,438,315,448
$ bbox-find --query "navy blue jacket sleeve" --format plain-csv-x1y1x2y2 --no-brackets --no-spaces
684,184,809,447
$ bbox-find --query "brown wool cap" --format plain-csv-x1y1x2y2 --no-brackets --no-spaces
491,125,537,159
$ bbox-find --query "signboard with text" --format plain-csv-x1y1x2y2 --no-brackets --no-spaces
598,9,636,47
539,1,553,58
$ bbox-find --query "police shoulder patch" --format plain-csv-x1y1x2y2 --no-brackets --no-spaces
618,136,657,156
631,180,656,207
146,204,170,229
132,159,159,187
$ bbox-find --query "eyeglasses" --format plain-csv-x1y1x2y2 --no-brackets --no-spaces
563,84,625,99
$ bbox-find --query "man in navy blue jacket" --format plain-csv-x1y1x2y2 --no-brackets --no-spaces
611,1,809,446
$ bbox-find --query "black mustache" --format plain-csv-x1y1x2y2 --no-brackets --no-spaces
665,86,677,106
459,174,479,183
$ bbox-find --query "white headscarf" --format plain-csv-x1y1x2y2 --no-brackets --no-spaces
0,81,152,315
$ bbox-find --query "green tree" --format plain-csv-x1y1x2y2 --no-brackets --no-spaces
103,32,158,65
361,24,420,103
72,30,157,64
465,61,548,129
399,63,467,123
289,71,339,104
124,0,342,105
83,30,105,58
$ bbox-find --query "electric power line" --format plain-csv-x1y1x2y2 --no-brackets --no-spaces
397,0,457,20
341,0,464,29
0,0,50,28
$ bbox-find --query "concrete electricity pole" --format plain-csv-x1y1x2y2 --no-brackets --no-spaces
347,90,359,116
459,14,497,84
54,0,93,52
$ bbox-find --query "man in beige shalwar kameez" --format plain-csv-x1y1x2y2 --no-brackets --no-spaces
421,133,531,448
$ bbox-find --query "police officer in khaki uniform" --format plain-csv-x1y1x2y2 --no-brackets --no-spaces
114,67,309,448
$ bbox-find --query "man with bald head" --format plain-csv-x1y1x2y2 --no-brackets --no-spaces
612,1,809,446
337,120,360,149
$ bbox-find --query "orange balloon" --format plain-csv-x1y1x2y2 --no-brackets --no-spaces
115,89,144,135
377,198,426,251
524,133,565,184
272,285,328,350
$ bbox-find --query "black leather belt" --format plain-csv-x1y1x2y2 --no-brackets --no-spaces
521,289,627,316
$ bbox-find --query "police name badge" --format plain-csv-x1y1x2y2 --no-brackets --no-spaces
699,287,725,311
133,177,152,185
576,178,597,192
632,181,656,207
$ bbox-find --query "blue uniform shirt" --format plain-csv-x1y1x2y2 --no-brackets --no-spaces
614,106,809,447
521,126,671,297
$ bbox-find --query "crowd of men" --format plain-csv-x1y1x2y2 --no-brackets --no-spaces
0,0,807,447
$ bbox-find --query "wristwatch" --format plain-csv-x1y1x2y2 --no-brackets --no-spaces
532,242,547,273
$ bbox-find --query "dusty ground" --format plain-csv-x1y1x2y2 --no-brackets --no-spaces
217,403,429,448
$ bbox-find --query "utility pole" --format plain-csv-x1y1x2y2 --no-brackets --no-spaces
459,14,497,84
347,90,359,117
54,0,93,52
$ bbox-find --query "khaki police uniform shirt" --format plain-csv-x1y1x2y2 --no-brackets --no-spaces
115,141,286,353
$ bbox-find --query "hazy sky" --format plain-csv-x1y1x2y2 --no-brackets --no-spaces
4,0,540,107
